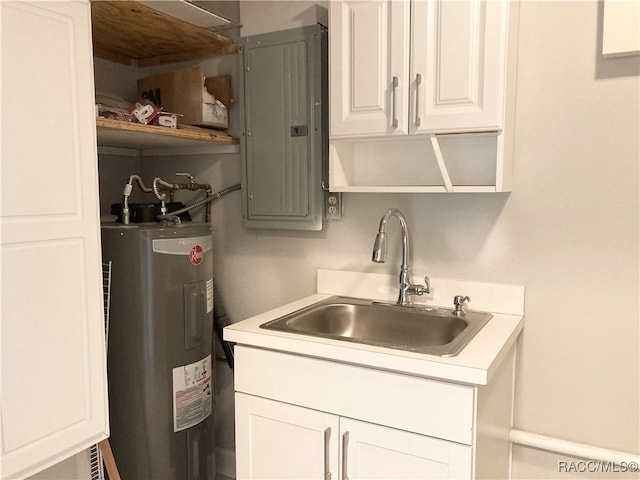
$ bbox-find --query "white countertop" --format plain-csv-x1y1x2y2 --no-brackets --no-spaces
224,270,525,385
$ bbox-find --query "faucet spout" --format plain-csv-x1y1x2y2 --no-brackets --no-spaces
372,208,429,306
372,208,408,265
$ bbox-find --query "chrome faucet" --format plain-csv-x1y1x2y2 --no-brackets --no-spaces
372,208,431,306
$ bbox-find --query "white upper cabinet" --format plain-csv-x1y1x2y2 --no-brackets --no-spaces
330,0,510,138
411,0,507,134
330,0,410,136
1,1,108,478
328,0,519,192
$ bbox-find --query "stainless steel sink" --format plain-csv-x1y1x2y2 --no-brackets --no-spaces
260,296,492,357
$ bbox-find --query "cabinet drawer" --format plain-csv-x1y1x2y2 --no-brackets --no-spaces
234,346,475,445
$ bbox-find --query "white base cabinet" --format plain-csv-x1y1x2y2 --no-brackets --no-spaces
235,395,337,480
236,394,472,480
233,345,516,480
341,417,471,480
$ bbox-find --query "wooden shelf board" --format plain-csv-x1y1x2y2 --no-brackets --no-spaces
96,117,239,153
90,1,237,66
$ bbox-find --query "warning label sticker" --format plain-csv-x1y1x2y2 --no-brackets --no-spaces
172,355,212,432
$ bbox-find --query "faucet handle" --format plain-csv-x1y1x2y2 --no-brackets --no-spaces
452,295,470,315
406,276,431,296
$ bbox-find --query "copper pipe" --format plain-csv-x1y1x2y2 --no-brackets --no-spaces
159,183,213,222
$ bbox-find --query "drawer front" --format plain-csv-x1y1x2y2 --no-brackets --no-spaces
235,346,476,445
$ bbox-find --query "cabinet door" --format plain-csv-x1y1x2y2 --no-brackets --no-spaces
411,0,508,133
329,0,410,137
0,1,108,478
235,394,339,480
340,418,472,480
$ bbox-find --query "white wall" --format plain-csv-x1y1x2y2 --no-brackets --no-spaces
239,1,327,36
93,1,639,479
509,0,638,454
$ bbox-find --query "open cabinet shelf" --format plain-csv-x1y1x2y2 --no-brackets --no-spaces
91,2,241,156
329,132,511,193
96,118,240,156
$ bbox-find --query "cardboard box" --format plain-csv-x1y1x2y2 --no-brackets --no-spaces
138,66,232,129
204,75,234,110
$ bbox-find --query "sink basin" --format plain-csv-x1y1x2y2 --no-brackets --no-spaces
260,296,492,357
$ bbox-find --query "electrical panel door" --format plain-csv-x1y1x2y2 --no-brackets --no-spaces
240,24,327,230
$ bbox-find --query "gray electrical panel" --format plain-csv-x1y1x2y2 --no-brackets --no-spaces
239,24,327,230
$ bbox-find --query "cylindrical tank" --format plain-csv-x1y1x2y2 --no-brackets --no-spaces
101,222,214,480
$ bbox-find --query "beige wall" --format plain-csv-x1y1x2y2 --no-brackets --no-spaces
88,1,639,479
509,0,638,452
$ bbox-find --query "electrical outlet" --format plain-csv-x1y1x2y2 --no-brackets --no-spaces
325,192,342,220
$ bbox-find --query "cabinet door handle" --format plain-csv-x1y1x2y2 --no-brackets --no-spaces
341,431,349,480
415,73,422,127
324,427,332,480
391,76,399,128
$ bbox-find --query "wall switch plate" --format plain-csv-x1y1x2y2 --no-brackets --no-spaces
325,191,342,220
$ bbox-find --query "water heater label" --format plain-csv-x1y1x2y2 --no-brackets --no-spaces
172,355,212,432
189,245,203,265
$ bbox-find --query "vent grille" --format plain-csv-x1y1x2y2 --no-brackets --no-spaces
89,262,113,480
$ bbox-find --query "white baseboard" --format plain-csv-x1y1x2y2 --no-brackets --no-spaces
216,447,236,479
510,429,640,465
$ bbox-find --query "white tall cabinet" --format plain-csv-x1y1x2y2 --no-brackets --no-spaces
1,1,109,478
